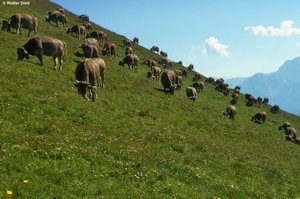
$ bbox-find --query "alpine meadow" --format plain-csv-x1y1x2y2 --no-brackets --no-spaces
0,0,299,198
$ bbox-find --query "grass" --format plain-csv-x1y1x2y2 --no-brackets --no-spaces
0,0,300,198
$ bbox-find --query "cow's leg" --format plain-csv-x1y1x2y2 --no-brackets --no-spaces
38,49,44,66
53,57,57,70
91,86,97,101
58,57,62,71
100,73,104,88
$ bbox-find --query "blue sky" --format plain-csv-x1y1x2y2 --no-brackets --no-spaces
52,0,300,78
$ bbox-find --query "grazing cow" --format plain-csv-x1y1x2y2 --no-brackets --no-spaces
45,12,67,27
160,70,180,94
159,57,172,68
17,36,67,70
66,24,86,38
270,104,280,113
191,82,204,92
57,7,65,14
231,92,239,104
147,66,161,81
205,77,215,84
251,111,267,124
79,14,89,23
2,13,38,36
102,42,116,58
278,123,296,142
123,39,131,47
192,73,202,82
215,82,229,94
119,54,139,71
245,93,256,106
215,78,224,86
48,10,59,16
233,88,240,95
263,97,269,105
176,76,183,90
125,46,133,55
87,30,107,45
278,122,292,131
133,37,139,44
83,22,92,32
188,64,194,71
223,105,237,120
186,87,197,101
75,58,105,101
234,86,241,90
257,96,263,105
150,46,159,53
143,59,157,68
160,50,168,57
178,61,183,65
180,68,188,78
175,69,183,77
81,38,100,58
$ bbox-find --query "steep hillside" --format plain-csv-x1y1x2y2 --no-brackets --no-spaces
0,1,300,198
235,57,300,116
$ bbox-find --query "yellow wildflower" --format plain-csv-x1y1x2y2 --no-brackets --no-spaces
23,179,29,183
6,190,13,195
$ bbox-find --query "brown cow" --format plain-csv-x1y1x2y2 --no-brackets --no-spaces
270,105,280,113
278,123,297,142
188,64,194,71
143,59,157,68
119,54,139,71
83,22,92,32
257,96,263,105
251,111,267,124
81,38,100,58
75,58,105,101
45,12,67,27
102,42,116,58
67,24,86,38
180,68,188,78
79,14,89,23
57,7,65,14
2,13,38,36
87,30,107,45
133,37,139,44
231,92,239,104
192,73,202,82
158,57,172,68
186,87,197,101
125,46,133,55
223,105,237,120
147,66,161,81
123,39,131,47
17,36,67,70
160,70,180,94
160,50,168,57
205,77,215,84
191,82,204,92
150,46,159,53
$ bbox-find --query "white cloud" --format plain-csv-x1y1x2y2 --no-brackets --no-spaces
203,37,229,57
245,20,300,36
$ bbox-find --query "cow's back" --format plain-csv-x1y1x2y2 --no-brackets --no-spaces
10,13,35,29
36,36,65,57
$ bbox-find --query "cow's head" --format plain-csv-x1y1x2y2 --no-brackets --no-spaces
66,27,71,33
75,80,89,98
118,60,125,66
1,20,10,31
17,47,29,61
147,71,153,78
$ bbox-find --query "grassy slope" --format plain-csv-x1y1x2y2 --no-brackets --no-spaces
0,0,299,198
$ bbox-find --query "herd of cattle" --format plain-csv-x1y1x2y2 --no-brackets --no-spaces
1,8,297,143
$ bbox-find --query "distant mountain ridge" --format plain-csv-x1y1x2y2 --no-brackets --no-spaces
226,57,300,116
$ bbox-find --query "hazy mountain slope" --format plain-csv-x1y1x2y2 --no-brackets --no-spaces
239,57,300,116
0,1,299,198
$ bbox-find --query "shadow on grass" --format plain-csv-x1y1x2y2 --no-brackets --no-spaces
294,139,300,146
74,51,85,57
